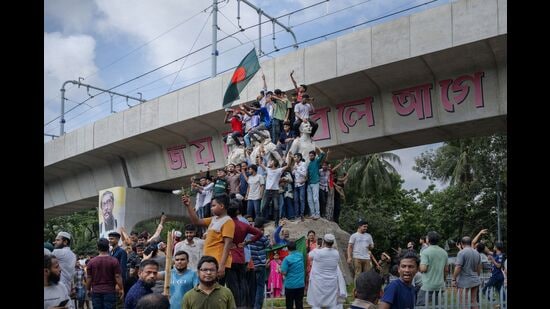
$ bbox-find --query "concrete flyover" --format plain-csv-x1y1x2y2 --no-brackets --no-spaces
44,0,506,227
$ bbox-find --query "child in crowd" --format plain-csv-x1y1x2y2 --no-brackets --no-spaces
268,251,284,297
378,252,391,284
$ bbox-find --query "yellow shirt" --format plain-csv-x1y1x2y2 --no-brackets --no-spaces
203,216,235,269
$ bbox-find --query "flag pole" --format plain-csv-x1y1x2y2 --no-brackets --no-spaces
163,229,174,296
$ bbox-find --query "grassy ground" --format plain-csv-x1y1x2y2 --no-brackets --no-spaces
262,284,355,308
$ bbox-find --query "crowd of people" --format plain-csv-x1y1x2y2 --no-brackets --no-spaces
44,214,507,309
44,70,507,309
198,70,351,229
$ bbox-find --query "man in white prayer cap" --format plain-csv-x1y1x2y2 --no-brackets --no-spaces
52,231,77,295
307,233,346,309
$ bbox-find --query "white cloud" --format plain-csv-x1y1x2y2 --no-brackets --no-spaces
44,32,100,123
92,0,260,87
44,0,96,33
43,0,453,135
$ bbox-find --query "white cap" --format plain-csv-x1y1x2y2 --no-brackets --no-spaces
57,231,72,240
323,233,335,242
174,231,182,238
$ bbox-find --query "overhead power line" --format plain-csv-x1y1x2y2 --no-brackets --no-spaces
262,0,439,56
168,11,213,91
45,1,339,127
45,0,440,133
43,5,212,106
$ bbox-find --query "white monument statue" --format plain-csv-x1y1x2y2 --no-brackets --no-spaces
225,135,246,166
249,130,284,167
287,121,316,165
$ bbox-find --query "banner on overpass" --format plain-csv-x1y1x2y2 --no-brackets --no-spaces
98,186,126,239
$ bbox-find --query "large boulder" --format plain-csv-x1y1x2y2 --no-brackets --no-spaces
263,217,353,285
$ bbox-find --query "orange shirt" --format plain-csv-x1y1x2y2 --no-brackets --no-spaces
203,216,235,269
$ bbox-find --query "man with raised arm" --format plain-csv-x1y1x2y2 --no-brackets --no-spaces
182,193,235,285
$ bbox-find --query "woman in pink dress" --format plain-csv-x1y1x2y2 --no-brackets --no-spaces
267,251,284,297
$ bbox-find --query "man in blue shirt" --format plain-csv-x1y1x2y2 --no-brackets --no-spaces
249,217,271,309
108,232,128,282
273,220,290,246
306,146,326,219
379,251,419,309
482,241,506,300
125,259,159,309
167,250,199,309
280,240,305,309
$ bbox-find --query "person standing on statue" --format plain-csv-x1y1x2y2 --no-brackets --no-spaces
307,147,326,220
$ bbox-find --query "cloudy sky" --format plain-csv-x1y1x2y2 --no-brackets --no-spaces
44,0,450,191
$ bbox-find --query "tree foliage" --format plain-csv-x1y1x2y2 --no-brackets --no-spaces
44,209,188,256
44,208,100,256
44,135,506,258
346,153,401,195
339,134,507,257
340,173,431,256
413,134,507,244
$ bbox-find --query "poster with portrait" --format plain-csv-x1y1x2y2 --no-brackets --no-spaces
98,186,126,239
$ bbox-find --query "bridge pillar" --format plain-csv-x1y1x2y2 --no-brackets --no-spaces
123,188,187,232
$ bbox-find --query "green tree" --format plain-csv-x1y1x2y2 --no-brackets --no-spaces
339,173,431,257
44,208,99,256
413,134,507,242
346,153,401,195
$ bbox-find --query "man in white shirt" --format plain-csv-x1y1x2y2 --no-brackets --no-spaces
44,254,73,309
243,164,265,219
257,157,290,227
307,233,346,309
347,221,374,282
173,224,204,271
52,231,76,295
292,95,318,137
192,176,214,219
292,153,308,221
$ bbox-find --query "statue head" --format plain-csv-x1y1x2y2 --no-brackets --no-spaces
300,121,312,134
226,135,235,146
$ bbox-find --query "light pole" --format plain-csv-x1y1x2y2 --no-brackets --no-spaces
211,0,218,78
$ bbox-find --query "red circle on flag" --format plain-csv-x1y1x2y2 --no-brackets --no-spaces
231,67,246,84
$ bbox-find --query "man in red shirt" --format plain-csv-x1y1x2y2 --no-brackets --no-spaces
224,109,244,146
226,199,262,308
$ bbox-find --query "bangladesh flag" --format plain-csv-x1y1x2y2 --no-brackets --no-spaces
222,48,260,108
265,236,307,284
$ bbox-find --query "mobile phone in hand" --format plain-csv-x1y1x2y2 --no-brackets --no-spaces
57,299,69,307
